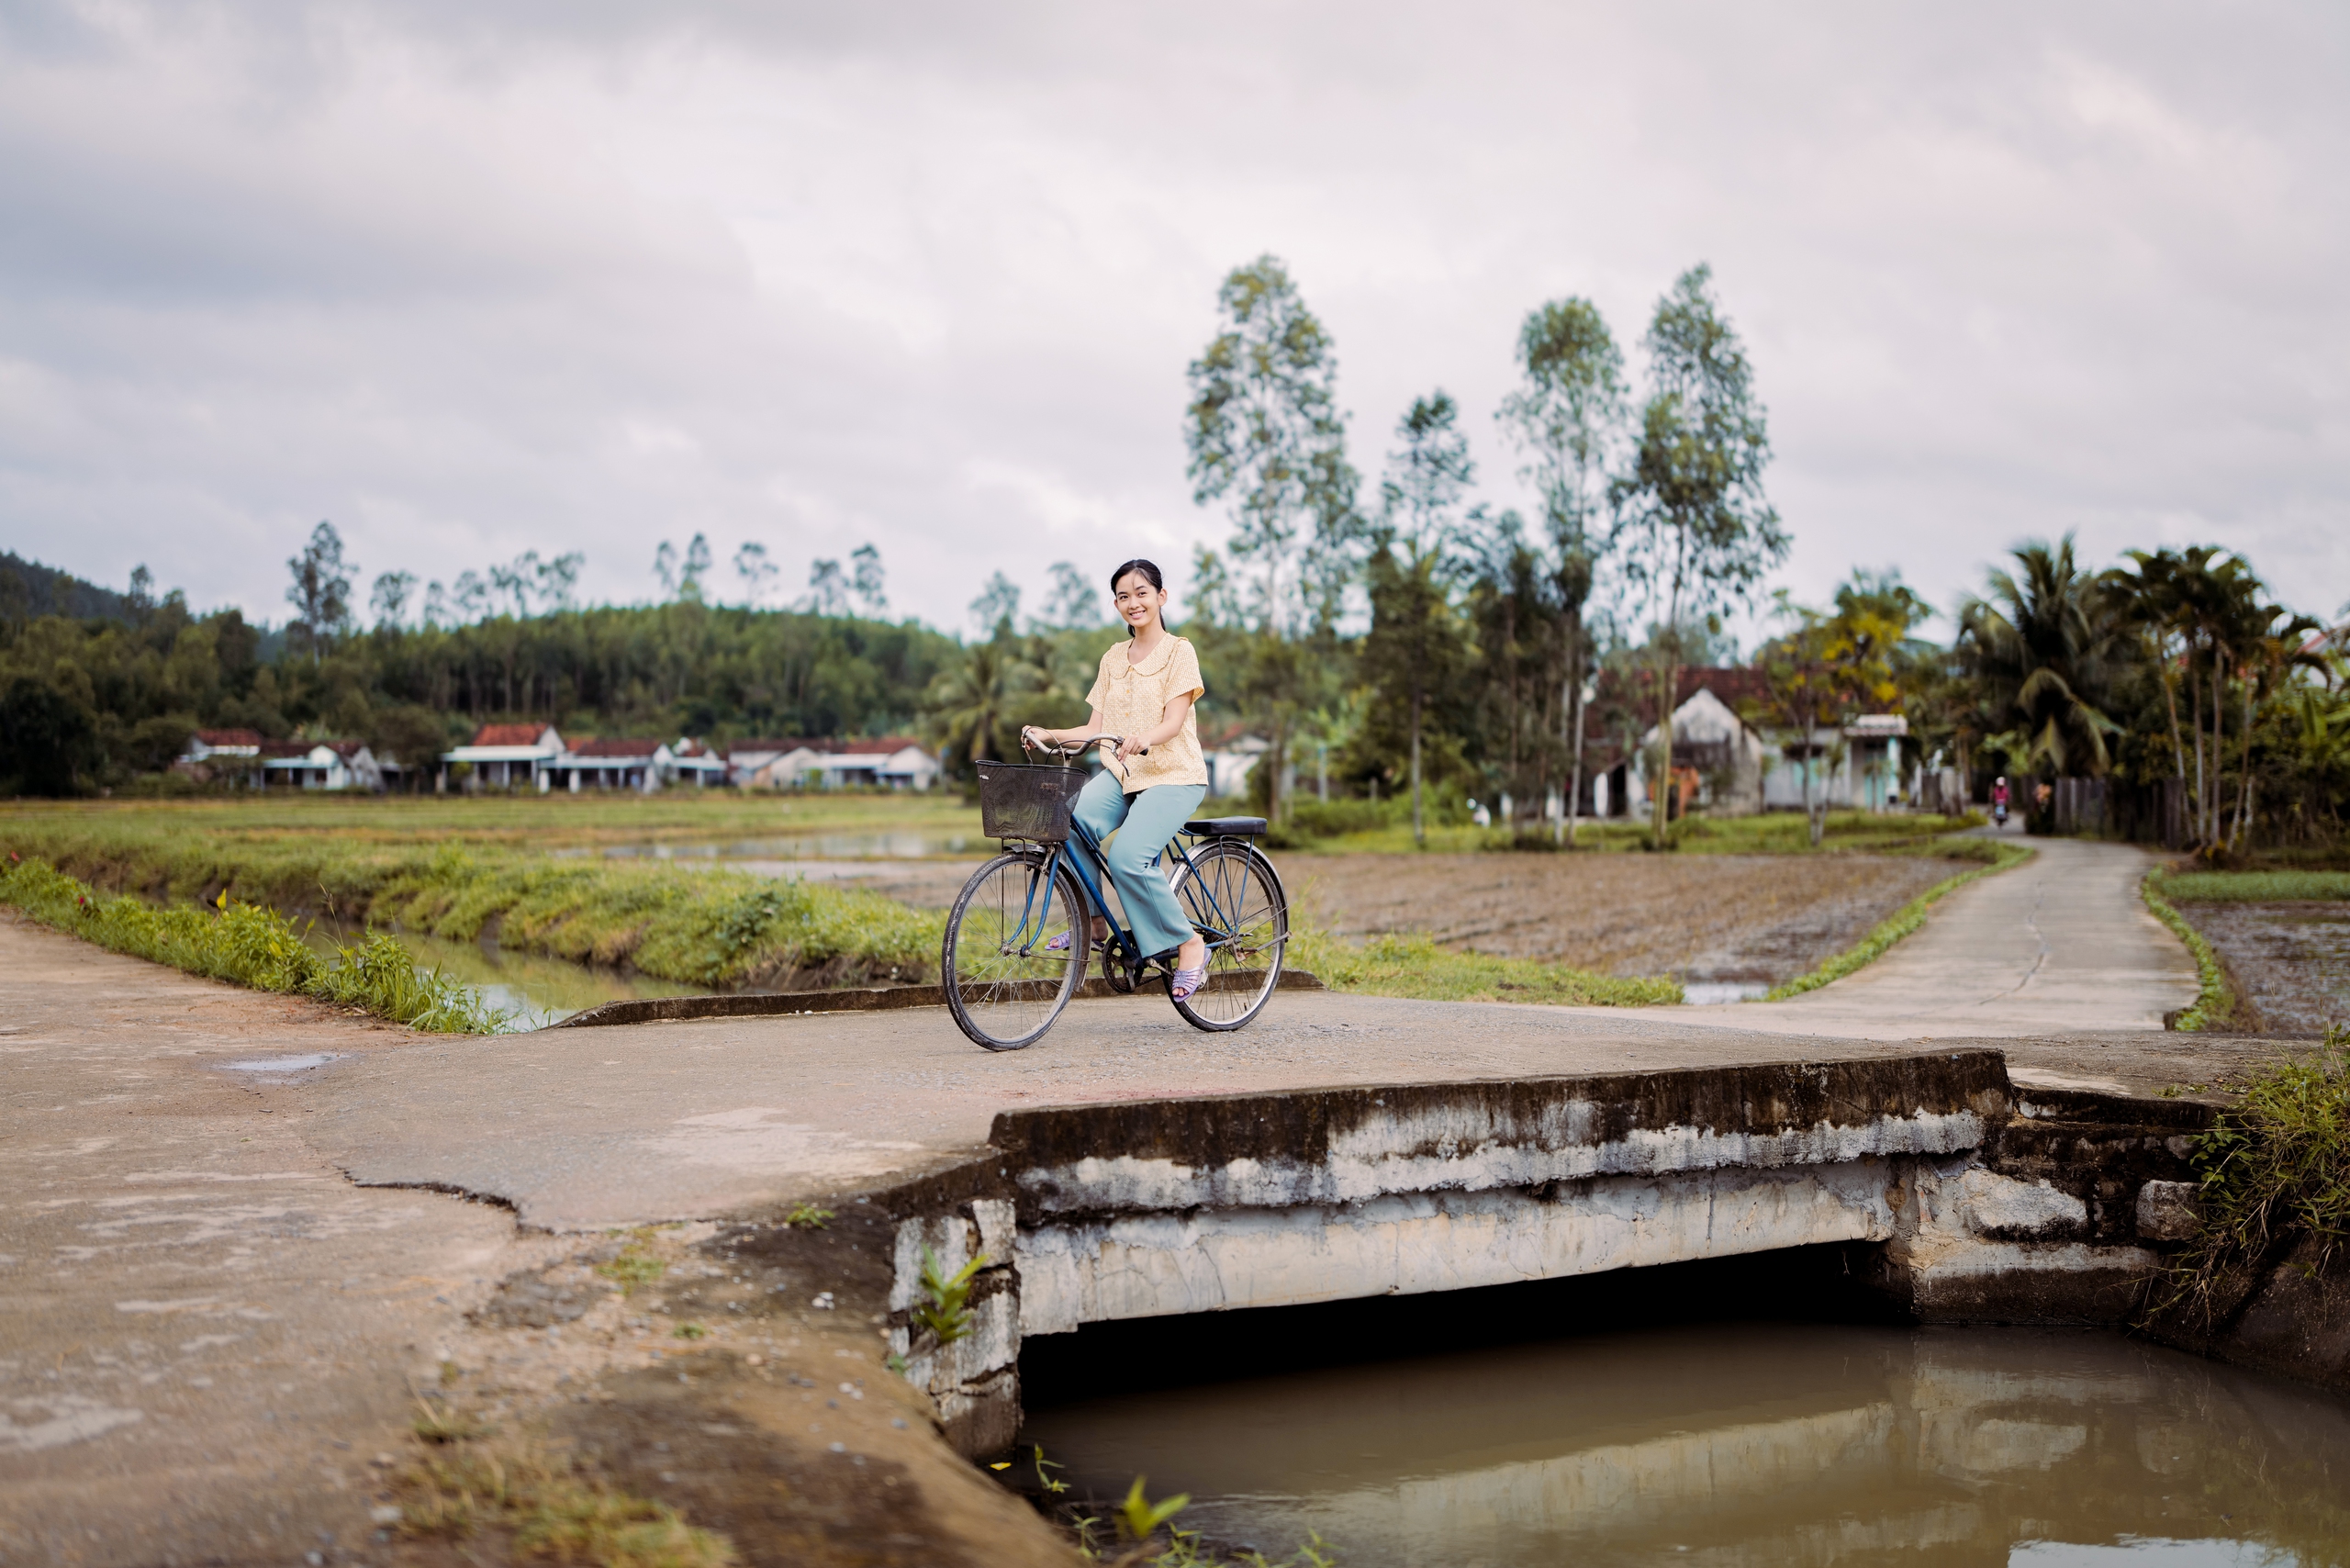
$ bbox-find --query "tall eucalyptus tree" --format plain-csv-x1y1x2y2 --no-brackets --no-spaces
1498,297,1627,843
1612,265,1785,843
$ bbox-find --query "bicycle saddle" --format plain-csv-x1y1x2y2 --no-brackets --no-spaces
1183,816,1268,836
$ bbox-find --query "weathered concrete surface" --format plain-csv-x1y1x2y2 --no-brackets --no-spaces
1606,835,2199,1038
0,915,1075,1568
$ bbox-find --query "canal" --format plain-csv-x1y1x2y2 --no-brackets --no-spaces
1016,1251,2350,1565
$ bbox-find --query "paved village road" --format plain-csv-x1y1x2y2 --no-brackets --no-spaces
1593,834,2199,1041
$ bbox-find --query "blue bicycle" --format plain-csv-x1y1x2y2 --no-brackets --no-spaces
942,735,1289,1050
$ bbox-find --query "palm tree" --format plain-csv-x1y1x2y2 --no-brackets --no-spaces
1957,536,2122,785
923,636,1037,773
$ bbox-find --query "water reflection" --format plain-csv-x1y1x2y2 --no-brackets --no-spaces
1023,1324,2350,1566
306,924,703,1030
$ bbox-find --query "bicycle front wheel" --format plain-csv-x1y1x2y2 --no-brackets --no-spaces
1166,839,1288,1032
942,851,1089,1050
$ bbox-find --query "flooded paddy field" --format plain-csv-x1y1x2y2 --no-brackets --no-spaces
1018,1253,2350,1567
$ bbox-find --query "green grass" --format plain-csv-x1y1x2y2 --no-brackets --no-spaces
1292,927,1681,1006
1283,807,1985,857
0,809,946,991
2163,1026,2350,1327
0,855,501,1032
2152,868,2350,903
2142,874,2237,1033
1764,839,2035,1002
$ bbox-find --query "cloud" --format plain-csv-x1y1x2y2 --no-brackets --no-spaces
1,0,2345,637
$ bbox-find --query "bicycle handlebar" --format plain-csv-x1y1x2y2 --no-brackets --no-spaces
1021,731,1148,758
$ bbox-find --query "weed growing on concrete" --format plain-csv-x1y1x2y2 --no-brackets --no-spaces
1287,927,1681,1006
782,1203,835,1229
912,1247,985,1345
0,854,502,1032
395,1429,737,1568
597,1232,666,1296
2140,873,2236,1031
411,1398,490,1444
672,1322,708,1339
1766,840,2034,1001
2165,1026,2350,1323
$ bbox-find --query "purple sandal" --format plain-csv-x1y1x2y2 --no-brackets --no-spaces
1046,931,1097,954
1169,965,1207,1001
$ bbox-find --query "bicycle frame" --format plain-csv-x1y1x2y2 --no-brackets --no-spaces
997,816,1248,975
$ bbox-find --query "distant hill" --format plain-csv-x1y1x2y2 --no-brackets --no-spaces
1,551,135,623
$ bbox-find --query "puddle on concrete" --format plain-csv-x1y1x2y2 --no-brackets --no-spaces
1021,1271,2350,1566
218,1054,341,1074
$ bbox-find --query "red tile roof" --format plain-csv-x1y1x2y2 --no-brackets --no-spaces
836,737,923,756
257,741,316,758
470,722,553,747
568,738,661,758
725,738,827,756
193,728,263,746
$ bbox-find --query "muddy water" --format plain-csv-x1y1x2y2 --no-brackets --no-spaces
1023,1323,2350,1565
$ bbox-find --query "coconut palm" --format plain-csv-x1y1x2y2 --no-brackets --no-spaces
1956,536,2123,782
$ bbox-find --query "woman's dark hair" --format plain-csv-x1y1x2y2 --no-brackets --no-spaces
1108,558,1164,637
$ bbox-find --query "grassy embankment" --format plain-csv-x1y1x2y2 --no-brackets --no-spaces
0,799,945,993
0,796,1993,1011
0,853,501,1032
1270,801,1985,857
1764,836,2035,1001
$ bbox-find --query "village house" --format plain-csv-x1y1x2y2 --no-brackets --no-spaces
554,737,669,792
1200,724,1269,801
173,728,264,786
663,739,730,788
260,739,384,791
726,737,940,790
440,723,565,790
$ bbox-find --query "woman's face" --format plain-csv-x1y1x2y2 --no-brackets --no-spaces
1113,572,1166,631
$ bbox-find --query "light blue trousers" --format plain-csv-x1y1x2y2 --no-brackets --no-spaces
1071,770,1208,961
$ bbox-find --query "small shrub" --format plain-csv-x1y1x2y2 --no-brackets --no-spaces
2162,1026,2350,1324
595,1233,666,1296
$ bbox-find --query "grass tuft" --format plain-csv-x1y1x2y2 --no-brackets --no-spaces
1765,838,2034,1002
396,1431,737,1568
2160,1026,2350,1325
0,855,503,1032
2141,873,2235,1032
1292,927,1681,1006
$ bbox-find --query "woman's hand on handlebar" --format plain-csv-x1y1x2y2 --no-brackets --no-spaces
1113,734,1147,763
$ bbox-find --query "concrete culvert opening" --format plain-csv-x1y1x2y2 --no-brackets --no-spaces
1009,1249,2350,1566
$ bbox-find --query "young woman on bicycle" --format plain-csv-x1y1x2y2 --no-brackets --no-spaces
1019,558,1210,1001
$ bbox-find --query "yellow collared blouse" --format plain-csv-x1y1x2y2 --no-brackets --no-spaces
1085,635,1207,793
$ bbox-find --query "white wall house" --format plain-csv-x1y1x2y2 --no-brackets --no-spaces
1759,714,1909,812
554,738,671,792
1203,731,1269,800
1629,686,1771,817
730,737,939,790
662,740,729,788
441,724,565,790
261,740,383,790
173,728,264,786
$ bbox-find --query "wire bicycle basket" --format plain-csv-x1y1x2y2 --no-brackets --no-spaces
975,760,1088,842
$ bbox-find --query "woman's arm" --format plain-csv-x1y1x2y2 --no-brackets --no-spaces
1113,693,1192,760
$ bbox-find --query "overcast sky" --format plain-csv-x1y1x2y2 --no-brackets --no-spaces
3,1,2345,644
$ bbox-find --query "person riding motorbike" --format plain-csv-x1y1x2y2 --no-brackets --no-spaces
1992,776,2010,829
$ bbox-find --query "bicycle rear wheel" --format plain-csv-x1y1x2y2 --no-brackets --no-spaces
1166,839,1287,1032
943,852,1089,1050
